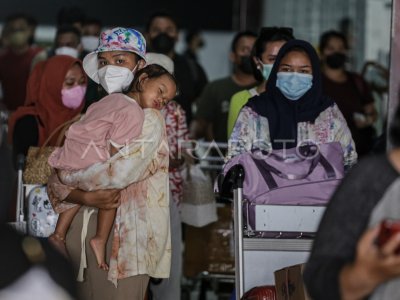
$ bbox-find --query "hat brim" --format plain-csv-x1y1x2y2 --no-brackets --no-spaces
82,49,147,84
83,52,100,83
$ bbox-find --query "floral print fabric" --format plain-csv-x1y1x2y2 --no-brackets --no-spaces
227,104,357,168
48,109,171,286
161,101,189,206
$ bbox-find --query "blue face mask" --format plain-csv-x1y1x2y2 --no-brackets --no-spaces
260,63,273,81
276,72,313,100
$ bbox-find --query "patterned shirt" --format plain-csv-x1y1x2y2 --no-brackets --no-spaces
227,104,357,168
161,101,190,206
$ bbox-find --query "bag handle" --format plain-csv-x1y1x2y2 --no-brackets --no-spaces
250,156,278,190
250,150,337,190
35,114,82,157
255,154,321,180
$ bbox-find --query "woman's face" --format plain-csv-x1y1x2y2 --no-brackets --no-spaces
278,50,312,75
63,64,86,89
321,37,347,58
138,74,177,110
259,40,286,64
97,51,140,71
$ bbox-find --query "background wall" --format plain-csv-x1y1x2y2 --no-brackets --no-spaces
260,0,391,71
0,0,236,30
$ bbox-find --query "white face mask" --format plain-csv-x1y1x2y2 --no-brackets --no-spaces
55,46,79,58
81,36,99,52
98,65,136,94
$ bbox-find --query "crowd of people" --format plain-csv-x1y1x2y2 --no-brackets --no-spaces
0,4,395,300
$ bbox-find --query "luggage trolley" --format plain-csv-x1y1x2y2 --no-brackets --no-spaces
182,140,238,298
7,153,58,237
220,164,326,299
7,154,28,234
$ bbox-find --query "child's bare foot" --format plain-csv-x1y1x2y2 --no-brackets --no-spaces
48,233,69,258
90,237,108,271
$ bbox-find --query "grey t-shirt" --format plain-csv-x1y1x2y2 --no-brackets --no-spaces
368,177,400,300
303,154,399,300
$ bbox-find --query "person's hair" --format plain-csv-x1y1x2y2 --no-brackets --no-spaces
251,27,295,81
82,18,102,28
145,11,179,33
56,6,86,28
129,64,179,95
231,30,258,52
55,24,81,42
319,30,349,53
390,105,400,147
5,13,32,26
4,13,37,45
185,28,201,44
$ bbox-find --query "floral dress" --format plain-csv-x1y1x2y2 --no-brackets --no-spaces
227,104,357,169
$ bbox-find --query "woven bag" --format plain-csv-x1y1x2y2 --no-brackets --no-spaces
23,115,81,184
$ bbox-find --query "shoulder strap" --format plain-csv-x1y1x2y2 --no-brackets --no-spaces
37,114,82,155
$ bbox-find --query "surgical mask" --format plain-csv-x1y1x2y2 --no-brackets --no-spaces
81,36,99,52
260,63,273,81
9,30,29,47
276,72,313,101
61,85,86,109
151,33,175,54
98,65,136,94
55,46,79,58
325,52,347,69
238,55,254,74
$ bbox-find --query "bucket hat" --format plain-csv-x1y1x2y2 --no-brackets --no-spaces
83,27,147,83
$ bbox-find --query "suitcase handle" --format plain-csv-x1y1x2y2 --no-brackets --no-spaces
215,164,245,199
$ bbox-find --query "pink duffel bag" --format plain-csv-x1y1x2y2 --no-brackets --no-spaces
219,142,345,237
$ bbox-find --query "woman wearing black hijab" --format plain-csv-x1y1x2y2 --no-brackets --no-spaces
226,39,357,169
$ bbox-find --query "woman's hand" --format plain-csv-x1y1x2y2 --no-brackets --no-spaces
353,112,371,129
354,103,378,129
340,224,400,300
65,188,121,210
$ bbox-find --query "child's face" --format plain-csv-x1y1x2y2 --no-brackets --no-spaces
139,74,176,109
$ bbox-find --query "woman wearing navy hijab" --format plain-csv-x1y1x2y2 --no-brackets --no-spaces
226,39,357,169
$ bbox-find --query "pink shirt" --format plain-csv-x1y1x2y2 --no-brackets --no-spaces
49,94,144,170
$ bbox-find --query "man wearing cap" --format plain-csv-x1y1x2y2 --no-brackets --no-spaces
47,27,171,300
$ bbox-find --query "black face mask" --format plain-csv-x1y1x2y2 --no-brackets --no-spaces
238,55,254,74
325,52,347,69
151,33,175,54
